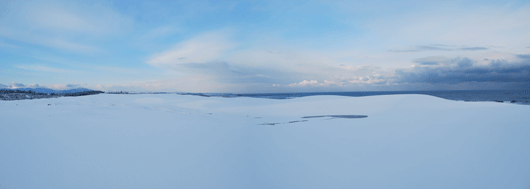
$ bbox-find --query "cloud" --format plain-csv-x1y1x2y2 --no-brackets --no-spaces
286,80,346,87
40,38,99,53
0,0,131,53
0,83,7,88
455,57,474,68
147,31,236,66
346,75,387,85
339,65,375,72
91,76,251,93
144,30,400,92
390,44,489,52
396,57,530,86
0,28,100,53
288,80,319,87
19,0,132,35
175,61,296,85
92,66,144,74
413,56,449,66
516,54,530,59
15,65,80,73
140,25,181,40
459,47,488,51
411,57,476,68
147,31,376,81
373,3,530,52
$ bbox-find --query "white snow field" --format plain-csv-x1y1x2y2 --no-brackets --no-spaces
1,94,530,189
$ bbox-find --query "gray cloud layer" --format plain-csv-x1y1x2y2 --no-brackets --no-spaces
517,54,530,59
396,56,530,89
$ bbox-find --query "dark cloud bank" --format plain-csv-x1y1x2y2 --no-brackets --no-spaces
395,55,530,90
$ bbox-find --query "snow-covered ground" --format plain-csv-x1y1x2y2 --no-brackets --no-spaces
1,94,529,189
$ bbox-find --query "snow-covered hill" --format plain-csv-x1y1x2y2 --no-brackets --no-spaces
1,94,529,189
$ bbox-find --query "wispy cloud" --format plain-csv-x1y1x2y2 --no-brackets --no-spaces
15,65,80,73
390,44,489,52
0,0,131,53
175,61,298,85
375,3,530,50
92,66,144,74
147,30,236,66
39,38,99,53
412,56,450,66
459,47,488,51
288,80,319,87
0,39,18,49
19,0,132,35
287,80,345,87
516,54,530,59
0,28,99,53
140,25,182,40
346,75,387,85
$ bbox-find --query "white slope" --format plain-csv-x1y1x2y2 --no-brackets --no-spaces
0,94,529,189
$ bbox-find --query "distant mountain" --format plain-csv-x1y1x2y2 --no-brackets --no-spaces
3,87,95,94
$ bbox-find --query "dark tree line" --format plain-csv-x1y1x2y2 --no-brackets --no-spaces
0,89,105,101
62,90,105,96
0,89,48,95
107,91,129,94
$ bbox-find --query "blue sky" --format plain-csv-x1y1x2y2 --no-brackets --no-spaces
1,0,529,92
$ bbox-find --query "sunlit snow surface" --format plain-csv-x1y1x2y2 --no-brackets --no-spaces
1,94,530,189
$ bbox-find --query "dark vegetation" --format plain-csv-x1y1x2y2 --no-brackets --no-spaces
302,115,368,119
0,89,104,101
107,91,130,94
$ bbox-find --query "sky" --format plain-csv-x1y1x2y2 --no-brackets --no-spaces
0,0,529,93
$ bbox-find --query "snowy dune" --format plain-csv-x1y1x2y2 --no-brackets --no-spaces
1,94,529,189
